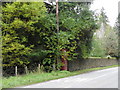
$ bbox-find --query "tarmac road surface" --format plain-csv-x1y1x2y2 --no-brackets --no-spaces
18,67,118,88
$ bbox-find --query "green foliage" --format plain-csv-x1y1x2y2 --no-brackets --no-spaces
2,34,32,66
28,49,48,64
102,25,118,56
117,13,120,57
90,10,118,57
2,2,98,72
99,7,108,25
59,3,98,58
90,35,106,57
89,8,118,57
2,2,47,66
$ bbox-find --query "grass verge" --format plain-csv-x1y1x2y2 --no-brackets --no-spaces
2,65,118,88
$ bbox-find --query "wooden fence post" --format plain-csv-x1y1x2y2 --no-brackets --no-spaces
25,66,28,74
38,64,40,73
53,64,56,71
15,66,17,76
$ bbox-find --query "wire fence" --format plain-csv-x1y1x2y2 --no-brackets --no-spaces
3,64,44,77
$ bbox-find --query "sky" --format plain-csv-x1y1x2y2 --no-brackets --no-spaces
90,0,120,27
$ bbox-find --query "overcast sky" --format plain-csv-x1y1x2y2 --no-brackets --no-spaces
90,0,120,27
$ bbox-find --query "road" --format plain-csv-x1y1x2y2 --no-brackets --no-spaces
18,67,118,88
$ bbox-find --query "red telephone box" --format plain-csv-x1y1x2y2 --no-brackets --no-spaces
61,49,68,70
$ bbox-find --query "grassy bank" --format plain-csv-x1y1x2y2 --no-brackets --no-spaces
2,65,118,88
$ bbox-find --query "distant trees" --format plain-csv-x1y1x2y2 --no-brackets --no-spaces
118,12,120,57
90,8,119,57
103,25,118,56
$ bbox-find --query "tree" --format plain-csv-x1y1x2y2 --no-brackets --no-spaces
96,7,108,38
2,2,99,72
102,25,118,56
118,13,120,57
90,8,118,57
35,2,98,71
2,2,47,66
59,3,98,58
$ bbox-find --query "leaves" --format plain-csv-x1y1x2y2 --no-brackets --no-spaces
2,2,47,66
2,2,98,71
